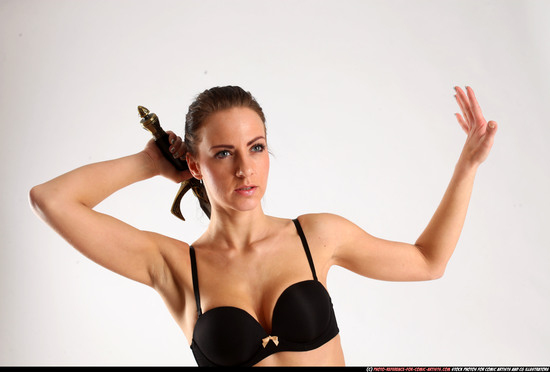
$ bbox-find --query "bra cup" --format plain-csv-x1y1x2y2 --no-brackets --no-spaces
193,307,266,366
272,281,332,343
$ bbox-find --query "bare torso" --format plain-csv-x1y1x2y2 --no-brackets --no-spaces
152,215,345,366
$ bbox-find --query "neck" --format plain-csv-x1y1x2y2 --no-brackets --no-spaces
204,205,271,251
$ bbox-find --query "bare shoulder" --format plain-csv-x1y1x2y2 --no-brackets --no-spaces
293,213,355,277
295,213,355,241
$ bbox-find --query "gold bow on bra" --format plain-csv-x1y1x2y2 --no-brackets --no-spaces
262,335,279,348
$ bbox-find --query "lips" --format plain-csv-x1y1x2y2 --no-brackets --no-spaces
235,185,257,196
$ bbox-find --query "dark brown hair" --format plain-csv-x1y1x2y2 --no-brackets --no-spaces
184,86,266,218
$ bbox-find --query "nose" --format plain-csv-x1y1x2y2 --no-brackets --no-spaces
235,154,254,178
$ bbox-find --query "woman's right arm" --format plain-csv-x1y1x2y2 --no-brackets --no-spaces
29,135,190,287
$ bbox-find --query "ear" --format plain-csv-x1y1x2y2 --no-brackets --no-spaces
185,152,202,180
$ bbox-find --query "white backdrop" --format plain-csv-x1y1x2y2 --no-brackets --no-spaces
1,0,549,366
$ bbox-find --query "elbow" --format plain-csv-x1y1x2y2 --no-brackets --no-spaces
29,184,54,218
416,245,448,281
29,184,44,212
428,263,447,280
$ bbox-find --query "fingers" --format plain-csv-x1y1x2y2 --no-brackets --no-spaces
454,86,474,125
455,86,489,134
167,131,187,160
455,113,470,134
466,86,485,124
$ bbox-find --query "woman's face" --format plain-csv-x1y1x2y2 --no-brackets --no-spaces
189,107,269,215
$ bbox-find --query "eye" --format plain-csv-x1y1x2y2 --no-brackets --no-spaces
215,150,232,159
251,143,266,152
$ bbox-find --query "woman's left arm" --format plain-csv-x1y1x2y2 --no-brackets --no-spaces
414,86,498,275
326,86,498,281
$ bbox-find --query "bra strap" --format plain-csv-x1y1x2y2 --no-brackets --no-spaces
189,245,203,316
292,218,318,281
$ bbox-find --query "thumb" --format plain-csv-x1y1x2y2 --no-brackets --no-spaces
487,121,498,137
483,121,498,151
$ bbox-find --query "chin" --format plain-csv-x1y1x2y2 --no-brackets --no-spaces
233,199,263,213
229,193,265,213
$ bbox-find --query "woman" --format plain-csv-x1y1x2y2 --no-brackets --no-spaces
29,85,497,366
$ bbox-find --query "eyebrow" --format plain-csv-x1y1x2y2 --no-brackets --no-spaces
209,136,266,151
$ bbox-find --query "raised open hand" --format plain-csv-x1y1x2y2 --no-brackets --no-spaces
454,86,498,167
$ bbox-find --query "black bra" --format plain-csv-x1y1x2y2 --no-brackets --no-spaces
189,219,339,366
